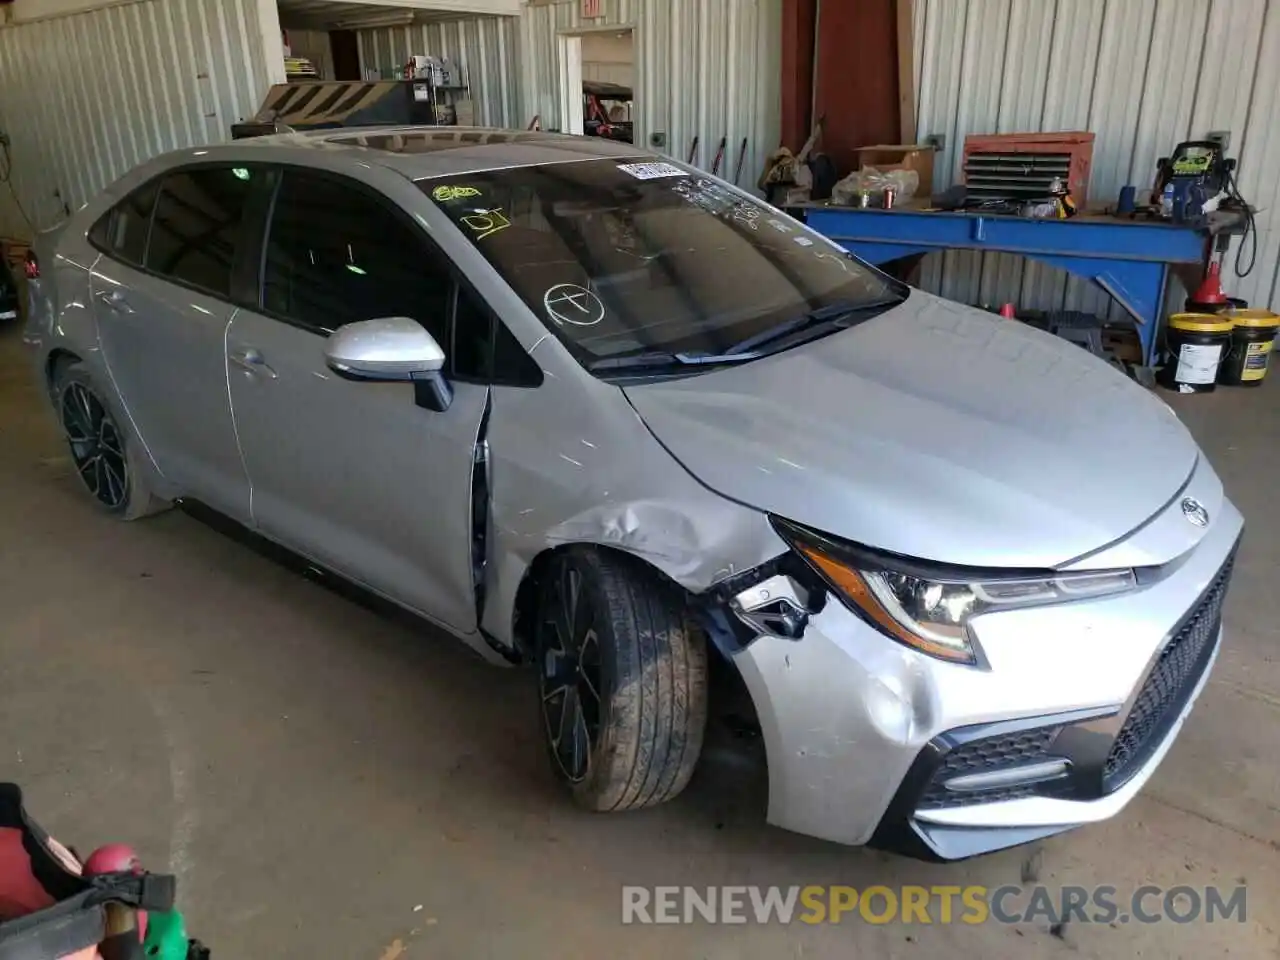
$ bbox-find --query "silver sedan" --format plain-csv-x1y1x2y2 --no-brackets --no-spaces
23,128,1242,859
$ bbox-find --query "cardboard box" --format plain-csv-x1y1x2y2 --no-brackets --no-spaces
855,144,936,197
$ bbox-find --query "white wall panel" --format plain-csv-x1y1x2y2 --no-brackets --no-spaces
0,0,284,240
913,0,1280,312
583,61,634,86
354,15,518,126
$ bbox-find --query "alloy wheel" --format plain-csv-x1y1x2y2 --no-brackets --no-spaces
60,382,128,510
539,564,603,783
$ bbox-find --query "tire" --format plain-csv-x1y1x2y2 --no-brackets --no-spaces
535,547,708,811
52,361,170,520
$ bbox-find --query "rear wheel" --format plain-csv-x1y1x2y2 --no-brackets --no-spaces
54,362,169,520
535,547,708,811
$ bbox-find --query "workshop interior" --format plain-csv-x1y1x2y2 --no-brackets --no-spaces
2,2,1277,392
0,0,1278,957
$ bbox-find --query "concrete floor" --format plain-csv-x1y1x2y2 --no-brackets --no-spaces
0,321,1277,959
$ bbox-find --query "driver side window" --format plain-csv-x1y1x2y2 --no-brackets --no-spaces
262,171,451,346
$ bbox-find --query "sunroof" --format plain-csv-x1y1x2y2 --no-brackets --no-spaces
330,130,551,153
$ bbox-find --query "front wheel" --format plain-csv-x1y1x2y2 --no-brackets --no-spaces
535,547,708,811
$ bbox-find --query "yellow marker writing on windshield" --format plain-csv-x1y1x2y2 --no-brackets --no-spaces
461,209,511,240
433,184,482,202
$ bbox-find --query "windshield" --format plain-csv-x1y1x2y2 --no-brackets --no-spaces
421,159,903,367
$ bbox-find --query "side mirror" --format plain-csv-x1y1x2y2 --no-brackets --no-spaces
324,317,444,379
324,317,453,411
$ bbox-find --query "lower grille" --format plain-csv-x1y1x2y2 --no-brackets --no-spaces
1103,554,1235,788
918,725,1061,809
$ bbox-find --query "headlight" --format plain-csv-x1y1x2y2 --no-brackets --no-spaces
773,518,1138,665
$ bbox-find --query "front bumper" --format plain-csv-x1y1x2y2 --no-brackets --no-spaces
730,494,1243,859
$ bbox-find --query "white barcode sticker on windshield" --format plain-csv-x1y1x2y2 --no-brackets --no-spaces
617,162,687,180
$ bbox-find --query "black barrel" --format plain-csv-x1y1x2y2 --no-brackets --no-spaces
1157,313,1233,394
1218,309,1278,387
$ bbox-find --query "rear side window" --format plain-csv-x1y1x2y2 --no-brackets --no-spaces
90,180,159,266
145,167,255,297
262,171,452,341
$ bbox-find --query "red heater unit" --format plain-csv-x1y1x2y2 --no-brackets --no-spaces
962,131,1095,208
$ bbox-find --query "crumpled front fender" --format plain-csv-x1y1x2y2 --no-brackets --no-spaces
477,372,788,657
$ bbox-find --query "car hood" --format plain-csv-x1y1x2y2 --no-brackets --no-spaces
623,292,1198,569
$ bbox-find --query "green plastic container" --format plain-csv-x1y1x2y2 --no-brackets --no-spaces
140,910,190,960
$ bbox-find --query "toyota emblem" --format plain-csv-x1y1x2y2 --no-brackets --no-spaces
1181,497,1209,527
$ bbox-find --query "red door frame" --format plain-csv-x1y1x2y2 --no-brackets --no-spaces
780,0,904,175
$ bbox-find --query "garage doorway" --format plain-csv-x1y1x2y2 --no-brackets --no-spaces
558,28,635,144
329,30,361,81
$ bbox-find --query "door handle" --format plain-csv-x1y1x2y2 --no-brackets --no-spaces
229,348,278,379
96,288,134,313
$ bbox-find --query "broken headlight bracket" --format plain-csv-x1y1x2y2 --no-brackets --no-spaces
730,574,811,639
693,553,827,656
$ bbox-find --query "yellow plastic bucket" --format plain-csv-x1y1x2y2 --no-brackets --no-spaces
1159,313,1233,393
1218,308,1278,386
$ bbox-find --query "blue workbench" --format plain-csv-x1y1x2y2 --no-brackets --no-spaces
799,205,1212,366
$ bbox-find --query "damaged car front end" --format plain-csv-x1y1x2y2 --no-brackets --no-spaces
467,279,1241,860
433,151,1242,859
705,484,1239,859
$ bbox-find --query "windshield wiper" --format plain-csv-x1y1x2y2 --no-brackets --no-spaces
721,297,906,356
587,349,762,373
586,296,906,374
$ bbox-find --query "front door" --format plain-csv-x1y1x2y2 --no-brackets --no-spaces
227,169,486,633
92,166,255,520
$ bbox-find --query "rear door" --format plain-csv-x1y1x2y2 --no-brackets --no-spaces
226,168,489,632
91,165,258,520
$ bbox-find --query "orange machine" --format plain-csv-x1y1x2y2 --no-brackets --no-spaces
961,131,1095,208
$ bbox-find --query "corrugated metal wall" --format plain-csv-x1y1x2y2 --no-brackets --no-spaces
521,0,781,183
0,0,283,240
354,16,519,126
913,0,1280,313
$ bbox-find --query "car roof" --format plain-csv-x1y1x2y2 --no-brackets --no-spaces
226,126,649,180
583,80,633,99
